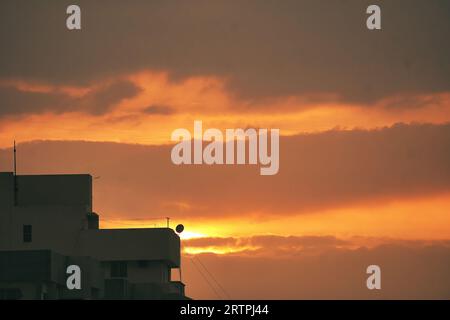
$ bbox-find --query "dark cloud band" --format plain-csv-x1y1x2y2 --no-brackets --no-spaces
0,0,449,104
1,123,449,218
0,80,140,117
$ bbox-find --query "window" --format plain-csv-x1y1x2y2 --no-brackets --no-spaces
110,261,127,278
23,225,32,243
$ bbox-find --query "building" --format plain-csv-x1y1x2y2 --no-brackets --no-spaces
0,172,187,300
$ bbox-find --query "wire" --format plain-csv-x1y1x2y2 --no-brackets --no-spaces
194,256,231,299
190,257,223,300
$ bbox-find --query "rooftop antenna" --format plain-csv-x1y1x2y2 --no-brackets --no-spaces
13,141,18,206
13,140,17,176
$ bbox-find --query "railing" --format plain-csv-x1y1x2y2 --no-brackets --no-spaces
101,217,172,229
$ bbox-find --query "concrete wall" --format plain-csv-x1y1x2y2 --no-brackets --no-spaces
0,282,40,299
0,250,54,282
100,260,170,283
10,205,89,256
0,173,93,252
0,250,104,300
61,255,104,299
127,261,170,283
80,228,180,267
16,174,92,211
0,173,14,250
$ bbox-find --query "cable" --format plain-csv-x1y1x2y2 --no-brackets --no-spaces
190,257,223,299
194,256,231,299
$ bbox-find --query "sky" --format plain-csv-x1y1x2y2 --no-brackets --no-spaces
0,0,449,299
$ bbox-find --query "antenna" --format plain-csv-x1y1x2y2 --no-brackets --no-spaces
13,141,18,206
13,140,17,176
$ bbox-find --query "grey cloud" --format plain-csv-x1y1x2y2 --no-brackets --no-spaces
143,105,175,115
80,80,141,115
0,123,449,218
0,80,140,117
0,86,67,117
182,242,450,299
0,0,449,105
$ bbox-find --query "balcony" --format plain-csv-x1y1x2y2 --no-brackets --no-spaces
80,228,181,267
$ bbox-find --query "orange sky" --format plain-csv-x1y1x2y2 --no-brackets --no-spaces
103,191,450,255
1,71,450,148
1,0,450,299
1,72,449,252
1,71,450,247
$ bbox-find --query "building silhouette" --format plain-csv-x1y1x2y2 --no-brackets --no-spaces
0,172,187,299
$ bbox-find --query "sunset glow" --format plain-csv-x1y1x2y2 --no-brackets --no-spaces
1,0,449,300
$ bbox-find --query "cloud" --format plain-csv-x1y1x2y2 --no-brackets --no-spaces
80,80,141,115
0,80,141,117
184,235,349,250
182,241,450,299
1,123,449,219
183,235,351,256
0,0,449,104
184,235,450,256
142,105,175,115
0,86,67,117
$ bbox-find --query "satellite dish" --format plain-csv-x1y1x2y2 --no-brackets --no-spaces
175,224,184,233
